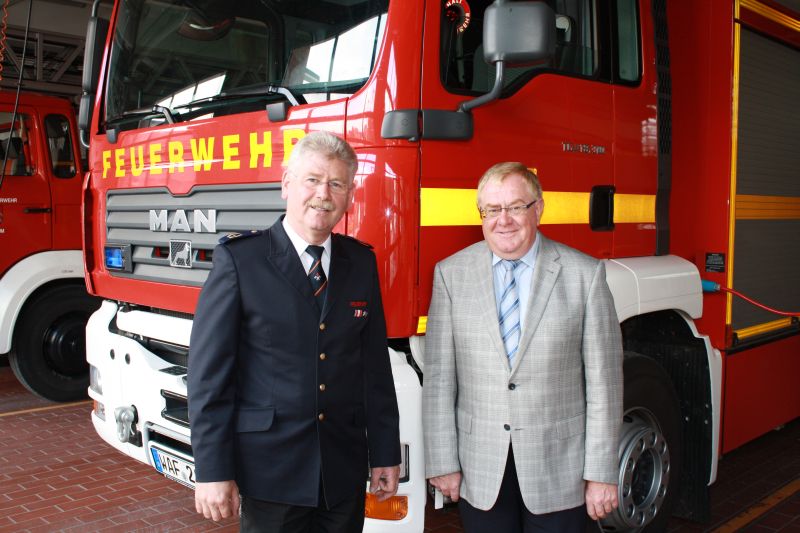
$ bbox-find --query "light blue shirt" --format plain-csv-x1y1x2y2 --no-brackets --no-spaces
492,236,541,330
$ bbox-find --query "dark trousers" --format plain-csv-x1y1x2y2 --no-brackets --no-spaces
240,490,365,533
458,447,587,533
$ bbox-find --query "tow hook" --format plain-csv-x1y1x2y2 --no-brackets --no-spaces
114,405,142,446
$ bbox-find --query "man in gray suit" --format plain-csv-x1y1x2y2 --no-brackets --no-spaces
422,162,623,532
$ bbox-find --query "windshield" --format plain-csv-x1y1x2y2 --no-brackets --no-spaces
105,0,388,129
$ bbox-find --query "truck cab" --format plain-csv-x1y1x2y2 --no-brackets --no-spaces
0,92,100,401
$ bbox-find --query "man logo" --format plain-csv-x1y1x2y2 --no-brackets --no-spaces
149,209,216,233
170,240,192,268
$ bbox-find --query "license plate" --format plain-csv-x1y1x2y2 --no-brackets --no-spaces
150,445,196,488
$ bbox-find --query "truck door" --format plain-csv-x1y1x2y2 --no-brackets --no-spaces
42,113,83,251
0,108,52,276
418,0,618,309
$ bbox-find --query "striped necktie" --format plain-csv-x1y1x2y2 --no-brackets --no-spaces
306,245,327,310
499,260,522,367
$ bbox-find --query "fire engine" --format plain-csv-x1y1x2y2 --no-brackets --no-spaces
81,0,799,530
0,91,99,401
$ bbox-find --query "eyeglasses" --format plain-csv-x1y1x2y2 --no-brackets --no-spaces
479,199,538,219
293,173,351,195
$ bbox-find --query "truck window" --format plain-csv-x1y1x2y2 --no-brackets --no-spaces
0,113,33,176
104,0,389,132
613,0,640,83
441,0,600,93
45,115,77,179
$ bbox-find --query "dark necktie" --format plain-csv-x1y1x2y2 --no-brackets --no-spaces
306,245,327,310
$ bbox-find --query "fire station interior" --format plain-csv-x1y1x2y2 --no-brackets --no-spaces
0,1,798,532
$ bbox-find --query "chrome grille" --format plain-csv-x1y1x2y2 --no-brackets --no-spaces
105,184,284,286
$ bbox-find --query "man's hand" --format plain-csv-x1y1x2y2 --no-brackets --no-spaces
195,480,240,522
369,465,400,501
585,480,618,520
429,472,462,502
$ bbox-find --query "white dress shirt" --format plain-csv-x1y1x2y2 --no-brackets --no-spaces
282,219,331,277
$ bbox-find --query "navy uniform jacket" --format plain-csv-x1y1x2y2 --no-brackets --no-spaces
188,218,401,507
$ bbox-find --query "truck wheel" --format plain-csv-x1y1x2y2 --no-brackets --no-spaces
599,354,683,532
9,284,100,402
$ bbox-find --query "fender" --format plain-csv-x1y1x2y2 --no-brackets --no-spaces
604,255,703,322
0,250,85,354
677,309,722,485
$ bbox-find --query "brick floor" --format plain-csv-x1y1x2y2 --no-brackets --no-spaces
1,365,798,532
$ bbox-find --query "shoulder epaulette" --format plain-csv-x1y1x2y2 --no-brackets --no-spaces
337,233,374,249
219,230,263,244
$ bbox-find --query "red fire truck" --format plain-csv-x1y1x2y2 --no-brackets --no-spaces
81,0,799,530
0,91,99,401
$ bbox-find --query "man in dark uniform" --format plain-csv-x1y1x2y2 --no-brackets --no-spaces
188,131,401,532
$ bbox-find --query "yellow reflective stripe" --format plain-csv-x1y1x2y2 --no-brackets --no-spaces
728,22,742,327
740,0,800,32
733,318,796,340
417,316,427,335
420,188,480,226
420,188,655,226
614,194,656,223
735,195,800,220
541,192,589,224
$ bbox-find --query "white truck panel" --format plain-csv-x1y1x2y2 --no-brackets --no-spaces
0,250,84,354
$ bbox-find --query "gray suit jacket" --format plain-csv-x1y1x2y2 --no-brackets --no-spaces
422,235,623,513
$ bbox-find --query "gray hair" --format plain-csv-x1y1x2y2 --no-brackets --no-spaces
287,131,358,179
476,162,542,207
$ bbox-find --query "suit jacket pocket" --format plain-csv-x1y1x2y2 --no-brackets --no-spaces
556,413,586,440
456,408,472,435
235,406,275,433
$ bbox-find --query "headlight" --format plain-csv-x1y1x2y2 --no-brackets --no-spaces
89,365,103,394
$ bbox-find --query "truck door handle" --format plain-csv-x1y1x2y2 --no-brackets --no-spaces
23,207,52,214
589,185,615,231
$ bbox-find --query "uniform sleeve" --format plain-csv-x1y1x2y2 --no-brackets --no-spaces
422,263,461,478
362,252,402,468
582,261,624,483
187,244,241,482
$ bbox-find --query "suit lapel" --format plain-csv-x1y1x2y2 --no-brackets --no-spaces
266,220,318,313
513,236,561,374
474,246,510,370
321,235,350,321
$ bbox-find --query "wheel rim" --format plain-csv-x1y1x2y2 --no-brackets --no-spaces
41,313,89,377
600,409,670,531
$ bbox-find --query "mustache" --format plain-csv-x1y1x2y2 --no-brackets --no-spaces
307,199,335,211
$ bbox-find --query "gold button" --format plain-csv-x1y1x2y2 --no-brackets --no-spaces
318,413,325,421
319,353,326,360
319,384,326,391
319,323,326,331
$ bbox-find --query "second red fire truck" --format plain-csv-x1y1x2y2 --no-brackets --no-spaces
0,91,99,401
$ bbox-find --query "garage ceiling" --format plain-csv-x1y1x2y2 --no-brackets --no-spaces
0,0,112,101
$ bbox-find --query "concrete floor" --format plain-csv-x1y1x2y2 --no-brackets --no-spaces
1,365,798,532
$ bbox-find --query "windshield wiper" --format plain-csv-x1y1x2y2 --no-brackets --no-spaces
175,84,305,112
151,105,176,124
106,105,176,128
104,84,303,131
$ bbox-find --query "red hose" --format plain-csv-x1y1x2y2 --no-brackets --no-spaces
719,286,800,317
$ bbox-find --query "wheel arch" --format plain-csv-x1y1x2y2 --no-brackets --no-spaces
0,250,86,354
620,309,720,523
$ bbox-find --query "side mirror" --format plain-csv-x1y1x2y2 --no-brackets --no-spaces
483,1,555,66
78,0,109,149
460,1,555,113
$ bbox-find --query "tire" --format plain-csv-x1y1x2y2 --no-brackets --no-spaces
9,284,101,402
599,354,683,533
